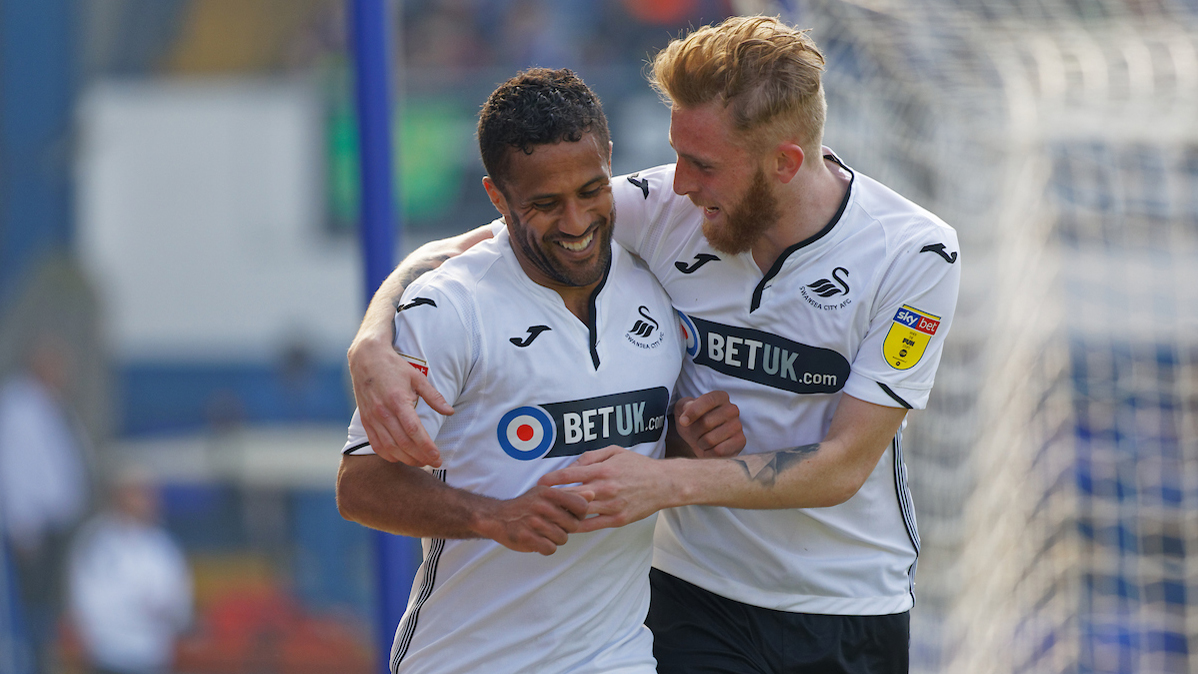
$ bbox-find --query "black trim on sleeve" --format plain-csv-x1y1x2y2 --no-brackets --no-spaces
342,441,371,455
877,382,913,409
750,155,854,312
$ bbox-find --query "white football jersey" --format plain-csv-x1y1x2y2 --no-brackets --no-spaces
613,152,961,615
343,227,683,673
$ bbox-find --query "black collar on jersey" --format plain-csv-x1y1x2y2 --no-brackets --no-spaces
749,153,855,313
585,252,613,369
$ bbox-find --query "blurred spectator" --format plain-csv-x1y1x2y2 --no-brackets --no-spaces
400,0,732,72
68,468,192,674
495,0,581,67
405,0,493,70
0,335,93,673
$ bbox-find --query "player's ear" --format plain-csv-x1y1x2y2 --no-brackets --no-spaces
482,176,509,216
774,143,805,184
607,140,614,168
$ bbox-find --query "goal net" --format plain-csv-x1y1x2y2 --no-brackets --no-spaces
739,0,1198,671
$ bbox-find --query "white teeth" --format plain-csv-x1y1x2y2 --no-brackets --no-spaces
558,232,594,252
705,207,719,214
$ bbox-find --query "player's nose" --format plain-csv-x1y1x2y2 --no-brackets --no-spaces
673,161,696,196
559,198,591,236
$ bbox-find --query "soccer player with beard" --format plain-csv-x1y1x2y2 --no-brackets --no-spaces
347,17,960,674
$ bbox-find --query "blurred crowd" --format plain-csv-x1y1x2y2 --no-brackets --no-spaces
1,338,192,674
402,0,736,72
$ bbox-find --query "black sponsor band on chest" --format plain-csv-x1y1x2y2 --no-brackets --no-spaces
497,387,670,460
687,315,850,394
541,387,669,457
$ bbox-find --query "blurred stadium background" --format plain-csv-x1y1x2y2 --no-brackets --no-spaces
0,0,1194,673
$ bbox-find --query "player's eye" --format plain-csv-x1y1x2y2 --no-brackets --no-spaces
531,201,556,211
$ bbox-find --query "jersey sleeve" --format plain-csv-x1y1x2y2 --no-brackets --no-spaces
611,165,677,262
841,224,961,410
342,281,476,456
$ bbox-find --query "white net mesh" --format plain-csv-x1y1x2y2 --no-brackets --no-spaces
738,0,1198,671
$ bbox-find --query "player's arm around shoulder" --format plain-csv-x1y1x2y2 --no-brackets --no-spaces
347,224,494,467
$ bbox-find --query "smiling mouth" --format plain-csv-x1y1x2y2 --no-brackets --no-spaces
557,230,595,252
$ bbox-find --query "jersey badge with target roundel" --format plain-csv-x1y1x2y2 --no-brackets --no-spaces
883,305,940,370
677,310,700,358
497,406,556,460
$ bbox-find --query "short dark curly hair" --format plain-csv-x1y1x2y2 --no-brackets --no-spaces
478,68,610,190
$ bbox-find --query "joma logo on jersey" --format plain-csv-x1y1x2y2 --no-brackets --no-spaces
682,314,850,395
883,305,940,370
497,387,669,461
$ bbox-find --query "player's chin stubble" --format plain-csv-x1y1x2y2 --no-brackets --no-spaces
702,167,779,256
510,210,612,287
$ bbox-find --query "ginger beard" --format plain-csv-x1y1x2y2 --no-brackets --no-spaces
508,207,613,287
702,166,780,255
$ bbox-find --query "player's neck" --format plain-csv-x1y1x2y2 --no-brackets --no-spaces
750,157,850,272
555,286,595,324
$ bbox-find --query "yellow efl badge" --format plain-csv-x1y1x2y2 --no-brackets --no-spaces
882,305,940,370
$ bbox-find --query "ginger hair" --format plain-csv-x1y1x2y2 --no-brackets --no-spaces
651,15,827,156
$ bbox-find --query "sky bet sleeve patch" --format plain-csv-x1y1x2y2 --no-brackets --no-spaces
882,305,941,370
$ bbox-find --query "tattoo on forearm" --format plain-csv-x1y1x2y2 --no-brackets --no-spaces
393,254,452,308
732,443,820,488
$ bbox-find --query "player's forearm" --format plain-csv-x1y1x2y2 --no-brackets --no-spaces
350,253,451,357
653,442,861,510
661,414,900,509
336,454,491,539
339,453,588,554
661,396,906,509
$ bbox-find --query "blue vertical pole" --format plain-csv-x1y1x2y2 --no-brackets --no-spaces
348,2,414,673
0,4,73,669
0,0,75,311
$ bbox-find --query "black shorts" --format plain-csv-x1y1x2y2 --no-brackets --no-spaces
646,569,909,674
